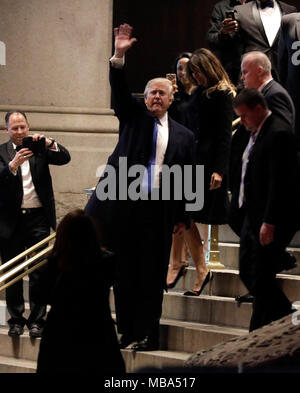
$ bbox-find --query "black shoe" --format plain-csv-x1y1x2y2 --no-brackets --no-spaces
131,336,159,351
119,334,136,349
184,270,214,296
276,253,297,273
29,323,43,338
167,266,187,289
235,292,254,303
8,324,24,337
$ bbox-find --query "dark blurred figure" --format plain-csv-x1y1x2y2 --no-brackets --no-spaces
278,12,300,151
36,209,125,374
207,0,248,86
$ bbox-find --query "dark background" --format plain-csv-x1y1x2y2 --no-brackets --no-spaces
113,0,299,93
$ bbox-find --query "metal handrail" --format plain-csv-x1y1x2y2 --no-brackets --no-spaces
0,233,55,292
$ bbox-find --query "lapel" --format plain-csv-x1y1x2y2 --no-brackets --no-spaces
261,79,273,96
163,118,177,166
252,1,269,45
7,140,16,161
296,14,300,41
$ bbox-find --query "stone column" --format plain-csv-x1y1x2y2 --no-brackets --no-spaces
0,0,118,200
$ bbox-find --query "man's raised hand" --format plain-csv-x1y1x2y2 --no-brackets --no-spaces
114,23,137,58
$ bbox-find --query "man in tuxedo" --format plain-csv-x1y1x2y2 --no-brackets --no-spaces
85,24,195,351
207,0,249,85
278,12,300,150
233,0,297,81
0,111,71,337
233,89,297,331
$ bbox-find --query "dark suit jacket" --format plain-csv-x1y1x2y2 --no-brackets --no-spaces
244,114,298,232
85,64,195,250
0,142,71,239
206,0,245,85
234,0,297,81
229,79,295,235
261,79,295,129
278,12,300,147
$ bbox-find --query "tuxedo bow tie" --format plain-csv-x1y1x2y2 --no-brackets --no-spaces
260,0,274,9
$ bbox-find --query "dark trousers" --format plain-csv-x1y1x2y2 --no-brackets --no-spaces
239,217,294,332
113,199,172,341
0,208,50,327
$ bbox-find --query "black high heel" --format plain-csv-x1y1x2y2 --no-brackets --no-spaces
184,270,214,296
167,266,187,289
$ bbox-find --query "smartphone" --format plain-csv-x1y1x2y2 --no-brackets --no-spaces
22,136,45,156
226,10,236,20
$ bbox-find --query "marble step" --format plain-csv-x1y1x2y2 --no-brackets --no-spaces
0,354,35,373
170,268,300,301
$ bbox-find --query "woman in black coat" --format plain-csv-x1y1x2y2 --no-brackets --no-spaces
168,48,235,295
36,209,125,374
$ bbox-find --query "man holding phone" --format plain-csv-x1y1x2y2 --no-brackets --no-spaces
0,111,70,338
207,0,248,85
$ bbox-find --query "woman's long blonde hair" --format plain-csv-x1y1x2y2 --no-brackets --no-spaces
187,48,236,97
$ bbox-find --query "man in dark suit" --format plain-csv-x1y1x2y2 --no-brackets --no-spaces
233,0,297,81
229,51,295,235
0,111,71,337
207,0,249,85
278,12,300,149
85,24,195,351
233,89,297,331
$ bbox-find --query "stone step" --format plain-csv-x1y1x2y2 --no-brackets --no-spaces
218,224,300,248
171,267,300,301
217,242,300,274
0,327,40,361
159,319,246,353
121,349,189,373
161,292,252,329
0,354,35,373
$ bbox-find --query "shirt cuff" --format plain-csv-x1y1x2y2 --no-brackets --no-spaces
8,161,17,176
109,55,125,69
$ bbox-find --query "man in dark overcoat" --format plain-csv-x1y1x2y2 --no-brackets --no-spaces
85,24,195,351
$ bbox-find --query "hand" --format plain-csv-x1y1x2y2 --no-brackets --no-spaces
10,147,33,171
259,223,275,246
113,23,137,58
220,18,239,35
210,172,223,190
173,222,186,235
31,133,53,148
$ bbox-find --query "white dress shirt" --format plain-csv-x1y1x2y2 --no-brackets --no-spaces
12,143,42,208
259,0,281,47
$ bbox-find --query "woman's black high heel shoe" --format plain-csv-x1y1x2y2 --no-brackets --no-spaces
167,266,187,289
184,270,214,296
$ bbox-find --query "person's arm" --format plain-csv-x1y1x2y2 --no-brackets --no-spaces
277,19,288,87
207,4,239,49
109,24,139,122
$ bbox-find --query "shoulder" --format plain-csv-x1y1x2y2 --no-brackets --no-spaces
279,2,297,13
169,118,194,141
281,12,299,24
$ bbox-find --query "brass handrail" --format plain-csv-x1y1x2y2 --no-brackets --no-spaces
232,117,241,135
0,233,55,292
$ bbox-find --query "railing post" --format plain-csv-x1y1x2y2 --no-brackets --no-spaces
206,224,225,269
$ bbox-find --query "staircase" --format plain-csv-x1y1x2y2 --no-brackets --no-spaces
0,224,300,373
